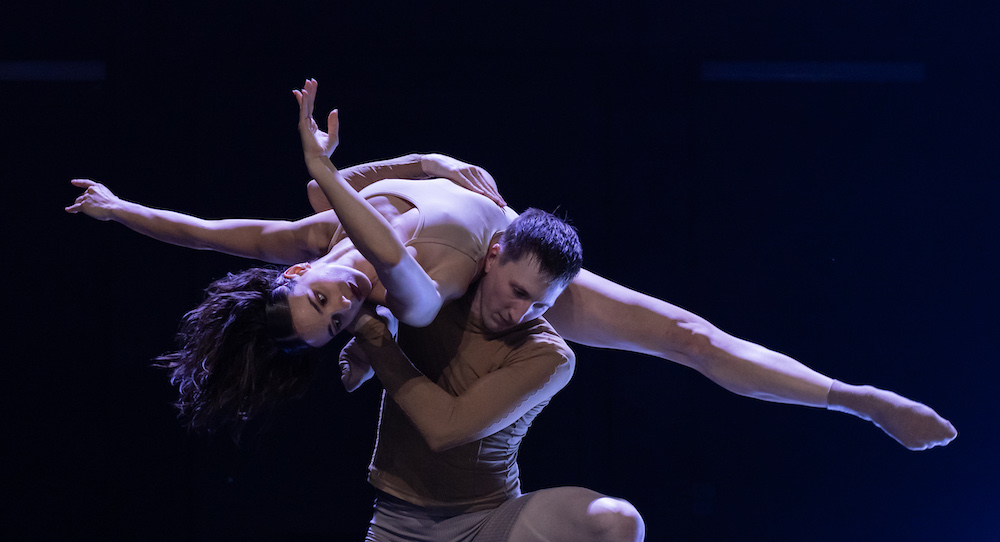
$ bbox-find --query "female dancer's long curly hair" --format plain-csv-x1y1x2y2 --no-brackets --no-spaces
155,267,319,437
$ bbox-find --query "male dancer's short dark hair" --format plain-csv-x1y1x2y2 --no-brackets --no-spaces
499,208,583,286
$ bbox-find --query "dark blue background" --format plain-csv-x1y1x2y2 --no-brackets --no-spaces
5,2,997,540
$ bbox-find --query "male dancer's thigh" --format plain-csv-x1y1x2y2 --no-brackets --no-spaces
501,487,642,542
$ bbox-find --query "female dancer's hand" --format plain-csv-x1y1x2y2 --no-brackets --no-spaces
65,179,122,220
422,153,507,207
340,304,399,392
292,78,339,159
338,337,375,393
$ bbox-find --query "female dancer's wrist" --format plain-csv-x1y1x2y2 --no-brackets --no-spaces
352,311,392,347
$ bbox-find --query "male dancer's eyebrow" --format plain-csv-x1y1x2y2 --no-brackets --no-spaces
510,280,536,298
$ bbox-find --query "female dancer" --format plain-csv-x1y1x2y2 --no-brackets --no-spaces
66,79,956,450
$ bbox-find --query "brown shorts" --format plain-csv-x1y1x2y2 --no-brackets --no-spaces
365,490,536,542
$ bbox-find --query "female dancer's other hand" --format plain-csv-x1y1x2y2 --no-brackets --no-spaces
347,303,400,342
341,304,398,392
292,78,339,159
422,153,507,207
338,337,375,393
65,179,121,220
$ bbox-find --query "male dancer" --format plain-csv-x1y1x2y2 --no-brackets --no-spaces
345,208,646,541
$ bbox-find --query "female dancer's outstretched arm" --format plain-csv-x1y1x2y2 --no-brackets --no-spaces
66,153,500,265
65,179,337,264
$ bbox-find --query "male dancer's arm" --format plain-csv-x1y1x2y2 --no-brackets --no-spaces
318,153,507,207
307,152,506,213
347,310,573,452
338,154,427,191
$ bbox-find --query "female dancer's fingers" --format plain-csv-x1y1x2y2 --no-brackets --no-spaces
327,108,340,150
65,192,89,213
70,178,96,188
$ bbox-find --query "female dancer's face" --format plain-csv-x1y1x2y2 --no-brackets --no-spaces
284,262,373,347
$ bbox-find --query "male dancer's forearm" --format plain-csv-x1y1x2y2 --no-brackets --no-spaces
352,320,422,397
307,155,409,268
338,153,428,191
352,320,471,451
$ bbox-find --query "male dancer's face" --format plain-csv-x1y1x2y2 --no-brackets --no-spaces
472,245,566,333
